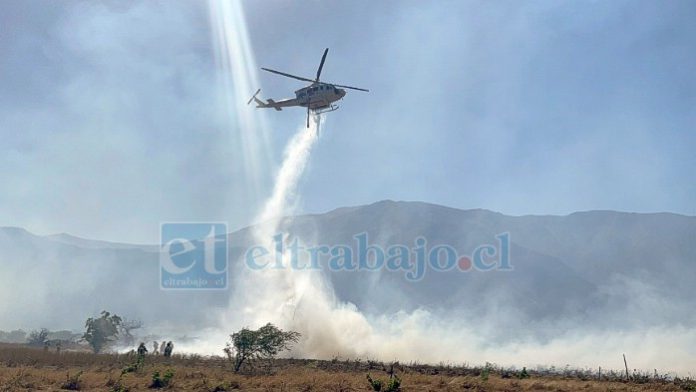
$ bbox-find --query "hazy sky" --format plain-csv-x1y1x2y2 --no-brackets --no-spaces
1,0,694,243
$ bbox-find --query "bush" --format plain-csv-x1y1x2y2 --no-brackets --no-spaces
518,367,530,379
367,373,401,392
223,323,300,372
106,376,129,392
60,371,83,390
367,373,383,391
149,369,174,389
121,356,145,375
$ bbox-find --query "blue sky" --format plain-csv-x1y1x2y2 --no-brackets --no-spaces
1,0,694,242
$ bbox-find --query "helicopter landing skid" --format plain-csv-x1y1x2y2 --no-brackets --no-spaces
306,104,339,128
313,104,339,115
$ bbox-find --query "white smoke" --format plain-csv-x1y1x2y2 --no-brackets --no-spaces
210,116,696,375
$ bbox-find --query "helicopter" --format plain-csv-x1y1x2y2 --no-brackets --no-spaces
248,48,369,127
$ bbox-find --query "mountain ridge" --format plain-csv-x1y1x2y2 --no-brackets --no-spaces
1,200,694,335
2,200,693,245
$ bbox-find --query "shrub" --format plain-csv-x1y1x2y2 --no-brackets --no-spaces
60,371,83,390
367,373,383,391
106,376,129,392
367,373,401,392
121,356,145,375
518,367,530,379
223,323,300,372
149,369,174,389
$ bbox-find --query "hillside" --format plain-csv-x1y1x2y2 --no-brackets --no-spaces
1,201,694,343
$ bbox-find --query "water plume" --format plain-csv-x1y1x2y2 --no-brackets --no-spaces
255,119,321,234
234,117,322,324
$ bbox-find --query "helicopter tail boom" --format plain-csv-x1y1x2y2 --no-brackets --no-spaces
247,89,284,111
266,99,282,111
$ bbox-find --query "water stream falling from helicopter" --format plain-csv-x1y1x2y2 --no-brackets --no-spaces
196,2,696,373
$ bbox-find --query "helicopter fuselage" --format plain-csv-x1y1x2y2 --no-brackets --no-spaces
294,83,346,110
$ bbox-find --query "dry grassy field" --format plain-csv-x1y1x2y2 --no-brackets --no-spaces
0,344,693,391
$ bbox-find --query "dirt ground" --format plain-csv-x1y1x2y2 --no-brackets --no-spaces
0,344,693,391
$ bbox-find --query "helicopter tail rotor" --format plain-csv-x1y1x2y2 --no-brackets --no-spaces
247,89,261,105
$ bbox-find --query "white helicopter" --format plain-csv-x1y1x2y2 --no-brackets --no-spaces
248,48,369,127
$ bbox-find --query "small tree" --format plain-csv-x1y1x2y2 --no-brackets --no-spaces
83,311,122,353
223,323,300,372
27,328,49,346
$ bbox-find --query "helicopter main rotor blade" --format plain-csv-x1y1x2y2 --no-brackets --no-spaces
332,83,369,92
315,48,329,82
261,68,315,83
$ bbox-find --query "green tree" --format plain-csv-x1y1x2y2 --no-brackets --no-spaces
223,323,300,372
83,311,122,353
